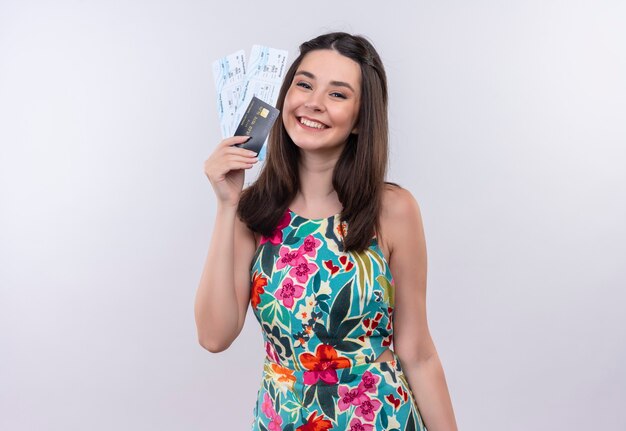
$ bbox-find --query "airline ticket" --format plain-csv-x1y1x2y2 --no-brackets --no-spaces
212,45,288,160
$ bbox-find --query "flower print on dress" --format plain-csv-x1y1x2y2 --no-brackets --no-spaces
297,234,322,258
250,270,268,310
263,362,296,395
337,384,369,411
357,370,380,394
265,340,280,364
261,210,291,246
275,277,304,308
348,417,374,431
354,397,382,422
263,323,293,360
299,344,351,385
276,246,306,269
295,321,320,347
296,410,333,431
289,259,319,284
261,392,274,417
295,294,316,323
336,219,348,239
268,415,282,431
261,393,283,431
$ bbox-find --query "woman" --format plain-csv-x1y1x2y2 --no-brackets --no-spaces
196,32,458,431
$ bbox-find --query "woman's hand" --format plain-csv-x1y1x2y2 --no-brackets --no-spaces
203,136,259,207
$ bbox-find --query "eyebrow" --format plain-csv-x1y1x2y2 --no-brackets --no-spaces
294,70,356,92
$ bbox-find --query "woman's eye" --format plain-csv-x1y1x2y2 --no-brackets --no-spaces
296,82,311,89
330,92,347,99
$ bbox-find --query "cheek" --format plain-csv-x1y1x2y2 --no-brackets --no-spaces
335,105,359,127
282,93,297,117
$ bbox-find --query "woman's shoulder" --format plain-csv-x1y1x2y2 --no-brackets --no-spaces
382,182,421,220
380,183,423,257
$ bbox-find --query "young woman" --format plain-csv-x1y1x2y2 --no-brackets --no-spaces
196,32,458,431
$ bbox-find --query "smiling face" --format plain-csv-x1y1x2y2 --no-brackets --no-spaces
282,49,362,153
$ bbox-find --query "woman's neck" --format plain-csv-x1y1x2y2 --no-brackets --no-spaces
291,155,342,215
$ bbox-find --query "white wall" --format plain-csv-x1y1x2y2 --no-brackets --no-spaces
1,0,625,429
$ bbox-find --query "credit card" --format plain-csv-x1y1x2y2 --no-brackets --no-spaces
233,96,279,155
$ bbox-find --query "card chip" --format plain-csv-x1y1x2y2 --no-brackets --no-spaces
260,108,269,118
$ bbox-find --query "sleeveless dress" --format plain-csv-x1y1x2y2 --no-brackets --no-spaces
249,207,427,431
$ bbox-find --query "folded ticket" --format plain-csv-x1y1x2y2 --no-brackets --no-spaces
212,45,288,161
212,50,247,139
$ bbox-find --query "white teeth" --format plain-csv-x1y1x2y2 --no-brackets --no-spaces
299,117,327,129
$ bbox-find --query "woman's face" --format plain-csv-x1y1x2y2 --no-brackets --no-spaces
282,49,361,153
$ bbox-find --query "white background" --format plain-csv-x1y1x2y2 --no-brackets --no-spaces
1,0,625,429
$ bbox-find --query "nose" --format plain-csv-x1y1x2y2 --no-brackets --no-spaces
304,90,325,112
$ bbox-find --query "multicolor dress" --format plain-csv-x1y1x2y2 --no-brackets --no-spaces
249,208,427,431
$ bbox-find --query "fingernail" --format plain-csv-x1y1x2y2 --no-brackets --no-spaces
244,136,252,143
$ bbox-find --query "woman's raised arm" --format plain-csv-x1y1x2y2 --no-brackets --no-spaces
194,135,259,352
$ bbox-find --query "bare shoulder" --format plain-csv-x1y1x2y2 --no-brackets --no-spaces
380,184,424,259
382,183,421,219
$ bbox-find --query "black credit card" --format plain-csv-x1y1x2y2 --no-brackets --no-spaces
233,96,280,154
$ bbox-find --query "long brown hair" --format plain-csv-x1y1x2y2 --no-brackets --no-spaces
238,32,399,253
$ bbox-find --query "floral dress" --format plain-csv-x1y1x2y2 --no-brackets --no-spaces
249,208,427,431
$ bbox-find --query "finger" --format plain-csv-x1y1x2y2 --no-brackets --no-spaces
225,146,259,158
220,135,252,147
208,156,257,175
226,161,256,172
226,155,258,165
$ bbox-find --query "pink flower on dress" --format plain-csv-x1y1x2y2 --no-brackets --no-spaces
289,260,319,284
261,392,283,430
354,397,382,422
276,247,306,269
265,341,280,363
337,385,369,411
299,344,351,385
268,414,283,431
275,277,305,308
261,392,274,417
297,234,322,258
261,210,291,246
349,417,374,431
357,370,380,394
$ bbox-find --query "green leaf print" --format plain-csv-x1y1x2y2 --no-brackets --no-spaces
335,316,361,339
329,280,352,334
259,423,268,431
273,390,280,415
377,273,395,307
406,410,417,431
318,301,330,314
283,228,300,246
380,406,389,428
278,303,291,326
351,250,372,311
260,244,277,278
295,221,320,238
339,368,358,384
351,246,386,311
312,272,321,294
283,424,295,431
313,321,332,345
333,340,361,352
260,301,276,323
317,383,337,421
291,216,306,228
269,380,275,400
303,384,315,406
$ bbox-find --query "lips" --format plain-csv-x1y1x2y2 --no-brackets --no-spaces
297,116,329,130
